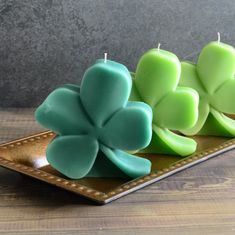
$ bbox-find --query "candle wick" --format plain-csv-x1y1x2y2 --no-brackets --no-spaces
157,43,161,52
104,53,108,63
217,32,220,43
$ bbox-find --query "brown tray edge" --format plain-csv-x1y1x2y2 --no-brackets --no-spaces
0,131,235,205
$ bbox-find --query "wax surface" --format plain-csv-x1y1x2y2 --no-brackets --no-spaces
35,59,152,179
130,49,199,156
180,41,235,136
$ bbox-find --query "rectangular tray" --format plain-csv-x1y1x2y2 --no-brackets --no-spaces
0,130,235,204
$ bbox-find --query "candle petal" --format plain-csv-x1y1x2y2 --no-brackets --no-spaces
100,144,151,178
135,49,180,107
147,125,197,156
80,60,131,127
35,86,92,135
197,42,235,94
46,135,99,179
180,62,206,96
153,87,199,130
212,79,235,114
199,108,235,137
180,99,210,136
101,101,152,151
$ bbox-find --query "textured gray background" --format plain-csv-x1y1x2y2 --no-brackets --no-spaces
0,0,235,107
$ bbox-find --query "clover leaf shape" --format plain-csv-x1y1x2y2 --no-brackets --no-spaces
129,49,199,156
35,60,152,179
180,42,235,137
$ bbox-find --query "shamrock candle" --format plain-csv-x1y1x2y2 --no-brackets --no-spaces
35,57,152,179
180,34,235,136
130,46,199,156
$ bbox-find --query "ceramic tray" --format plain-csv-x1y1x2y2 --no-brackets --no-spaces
0,130,234,204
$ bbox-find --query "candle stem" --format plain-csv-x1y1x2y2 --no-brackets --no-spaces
157,43,161,52
104,53,108,63
217,32,220,43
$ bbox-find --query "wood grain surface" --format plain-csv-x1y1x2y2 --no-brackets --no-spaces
0,109,235,235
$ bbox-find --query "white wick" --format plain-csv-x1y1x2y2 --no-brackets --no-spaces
217,32,220,43
104,52,108,63
157,43,161,52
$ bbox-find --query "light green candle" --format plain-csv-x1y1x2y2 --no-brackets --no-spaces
180,36,235,136
130,47,199,156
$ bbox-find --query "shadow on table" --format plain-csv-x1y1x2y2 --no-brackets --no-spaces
0,167,98,206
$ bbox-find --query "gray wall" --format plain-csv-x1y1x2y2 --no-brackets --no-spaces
1,0,235,107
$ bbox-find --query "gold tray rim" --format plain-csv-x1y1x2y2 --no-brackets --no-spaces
0,130,235,205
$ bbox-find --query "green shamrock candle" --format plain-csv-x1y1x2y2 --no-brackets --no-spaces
180,34,235,136
130,46,199,156
35,57,152,179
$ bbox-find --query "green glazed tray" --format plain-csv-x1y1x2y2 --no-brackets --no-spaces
0,130,234,204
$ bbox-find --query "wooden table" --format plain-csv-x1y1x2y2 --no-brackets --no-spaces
0,109,235,235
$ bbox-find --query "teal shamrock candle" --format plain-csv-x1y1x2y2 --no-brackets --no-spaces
129,46,199,156
180,34,235,136
35,57,152,179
